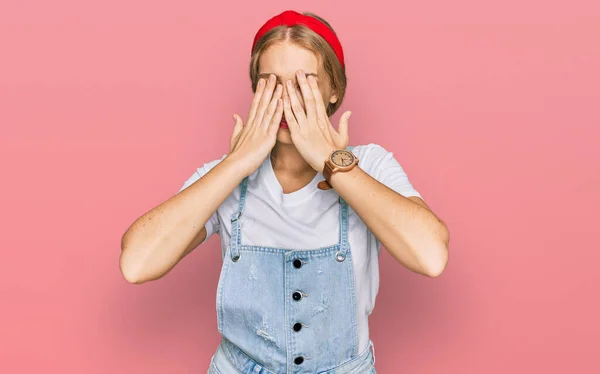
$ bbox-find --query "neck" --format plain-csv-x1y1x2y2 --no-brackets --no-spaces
270,143,315,175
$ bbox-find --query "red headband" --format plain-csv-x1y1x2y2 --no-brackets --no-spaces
251,10,345,69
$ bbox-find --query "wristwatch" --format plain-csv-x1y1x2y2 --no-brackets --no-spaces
317,149,359,190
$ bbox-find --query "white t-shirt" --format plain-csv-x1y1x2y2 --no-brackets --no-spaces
179,143,422,353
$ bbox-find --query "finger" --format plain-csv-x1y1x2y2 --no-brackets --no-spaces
286,79,307,126
267,99,284,136
336,111,351,141
307,75,329,124
255,74,277,125
296,70,317,123
232,113,244,138
247,78,266,124
262,84,283,127
283,96,300,133
230,114,244,149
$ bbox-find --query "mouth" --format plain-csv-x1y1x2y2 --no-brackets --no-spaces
280,119,288,129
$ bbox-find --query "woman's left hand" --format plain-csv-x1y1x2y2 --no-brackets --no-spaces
283,69,352,172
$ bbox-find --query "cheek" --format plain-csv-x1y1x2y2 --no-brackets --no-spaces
318,84,331,102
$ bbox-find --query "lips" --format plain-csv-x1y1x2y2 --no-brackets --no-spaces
280,119,288,129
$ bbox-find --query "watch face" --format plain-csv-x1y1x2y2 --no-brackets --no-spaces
331,150,355,167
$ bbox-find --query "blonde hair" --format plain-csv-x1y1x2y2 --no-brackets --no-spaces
249,12,347,117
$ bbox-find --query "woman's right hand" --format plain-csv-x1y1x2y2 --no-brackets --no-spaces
228,74,283,177
119,76,283,284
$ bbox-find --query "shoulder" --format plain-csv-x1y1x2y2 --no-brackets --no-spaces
179,154,228,192
350,143,391,158
350,143,423,199
349,143,399,173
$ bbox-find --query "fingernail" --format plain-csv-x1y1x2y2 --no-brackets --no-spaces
347,111,352,118
232,114,237,123
258,79,264,86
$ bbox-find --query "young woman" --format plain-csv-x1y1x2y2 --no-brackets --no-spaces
120,10,449,374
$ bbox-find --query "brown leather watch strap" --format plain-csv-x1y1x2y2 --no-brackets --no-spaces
322,160,333,182
317,180,333,190
318,161,334,190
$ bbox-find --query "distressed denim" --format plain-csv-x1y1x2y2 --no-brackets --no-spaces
209,149,376,373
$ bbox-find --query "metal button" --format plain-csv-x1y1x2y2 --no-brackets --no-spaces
293,259,302,268
335,251,346,262
292,291,302,301
294,356,304,365
293,323,302,332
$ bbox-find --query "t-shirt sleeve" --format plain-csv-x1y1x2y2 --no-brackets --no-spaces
178,156,226,243
356,143,422,199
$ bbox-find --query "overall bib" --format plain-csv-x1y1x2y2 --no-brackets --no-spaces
209,159,376,374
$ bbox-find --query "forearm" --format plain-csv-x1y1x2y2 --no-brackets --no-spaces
330,167,449,277
120,155,246,283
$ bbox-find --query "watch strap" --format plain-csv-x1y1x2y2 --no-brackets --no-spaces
318,161,335,190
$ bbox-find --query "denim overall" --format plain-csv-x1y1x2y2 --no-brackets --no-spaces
209,150,376,374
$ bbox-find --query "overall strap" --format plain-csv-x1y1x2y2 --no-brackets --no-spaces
335,197,350,262
229,177,249,262
335,144,355,262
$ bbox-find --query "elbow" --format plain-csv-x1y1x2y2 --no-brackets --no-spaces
121,268,144,285
120,254,145,285
119,240,148,285
423,250,448,278
119,231,151,285
423,227,450,278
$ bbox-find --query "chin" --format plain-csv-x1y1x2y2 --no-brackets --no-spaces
276,127,294,144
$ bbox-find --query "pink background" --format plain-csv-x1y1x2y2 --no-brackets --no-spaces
1,0,599,373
